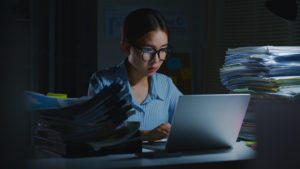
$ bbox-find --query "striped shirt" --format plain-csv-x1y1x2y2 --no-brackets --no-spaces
88,59,182,130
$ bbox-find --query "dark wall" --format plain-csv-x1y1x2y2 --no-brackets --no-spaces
1,1,28,169
0,1,98,166
38,0,98,97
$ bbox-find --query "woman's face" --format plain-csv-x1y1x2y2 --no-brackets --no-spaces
128,30,168,77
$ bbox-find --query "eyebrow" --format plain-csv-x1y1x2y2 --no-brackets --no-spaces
143,44,168,49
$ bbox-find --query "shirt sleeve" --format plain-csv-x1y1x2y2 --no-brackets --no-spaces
167,79,183,123
87,72,105,96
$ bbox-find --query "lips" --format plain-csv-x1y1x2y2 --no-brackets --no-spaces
148,67,157,72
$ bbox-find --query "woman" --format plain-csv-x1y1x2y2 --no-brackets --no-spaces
88,8,182,141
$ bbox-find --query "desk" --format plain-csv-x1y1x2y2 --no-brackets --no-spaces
29,141,255,169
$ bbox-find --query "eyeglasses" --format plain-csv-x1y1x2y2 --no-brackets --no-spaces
133,45,172,62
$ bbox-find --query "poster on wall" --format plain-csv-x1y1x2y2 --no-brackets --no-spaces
158,53,192,94
104,4,188,39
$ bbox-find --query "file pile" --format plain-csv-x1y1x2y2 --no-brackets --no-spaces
25,90,91,110
31,80,140,157
220,46,300,99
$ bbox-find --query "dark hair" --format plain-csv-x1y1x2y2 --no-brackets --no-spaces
121,8,169,44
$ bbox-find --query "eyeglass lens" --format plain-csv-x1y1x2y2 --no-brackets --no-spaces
142,48,167,61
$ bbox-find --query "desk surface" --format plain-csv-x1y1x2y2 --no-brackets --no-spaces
29,141,255,169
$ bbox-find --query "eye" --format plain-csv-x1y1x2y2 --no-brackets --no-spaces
143,48,155,54
159,48,168,52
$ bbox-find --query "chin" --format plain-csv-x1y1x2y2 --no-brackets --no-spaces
147,72,155,77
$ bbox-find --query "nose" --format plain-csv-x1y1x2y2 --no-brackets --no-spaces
150,52,160,63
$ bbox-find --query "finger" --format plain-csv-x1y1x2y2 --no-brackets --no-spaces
161,123,171,128
160,122,170,127
148,131,164,142
165,123,171,132
159,123,171,132
157,128,169,137
158,128,169,137
161,128,170,135
161,131,168,137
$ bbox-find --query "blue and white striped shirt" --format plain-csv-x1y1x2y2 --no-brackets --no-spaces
88,60,182,130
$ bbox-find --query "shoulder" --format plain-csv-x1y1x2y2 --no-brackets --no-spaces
153,73,173,86
89,64,124,91
153,73,179,93
93,66,120,79
91,65,124,84
152,72,182,101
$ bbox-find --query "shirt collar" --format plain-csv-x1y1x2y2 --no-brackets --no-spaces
118,59,165,102
149,74,165,101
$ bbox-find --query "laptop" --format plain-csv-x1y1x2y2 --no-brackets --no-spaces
143,94,251,152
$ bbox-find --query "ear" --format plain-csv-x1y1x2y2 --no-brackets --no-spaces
120,41,131,56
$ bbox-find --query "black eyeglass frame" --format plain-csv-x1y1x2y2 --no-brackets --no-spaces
131,44,173,62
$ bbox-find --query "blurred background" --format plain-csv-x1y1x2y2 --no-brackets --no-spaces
2,0,300,97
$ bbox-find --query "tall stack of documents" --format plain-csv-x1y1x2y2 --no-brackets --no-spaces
220,46,300,99
27,80,141,157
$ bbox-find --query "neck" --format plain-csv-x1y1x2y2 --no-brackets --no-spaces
125,59,149,86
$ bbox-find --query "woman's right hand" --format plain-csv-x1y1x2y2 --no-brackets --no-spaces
140,123,171,142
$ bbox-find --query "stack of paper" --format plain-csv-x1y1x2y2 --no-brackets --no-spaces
25,91,92,110
28,80,140,157
220,46,300,99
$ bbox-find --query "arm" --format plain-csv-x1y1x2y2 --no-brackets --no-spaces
140,123,171,142
87,72,105,96
168,78,183,123
140,77,181,142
